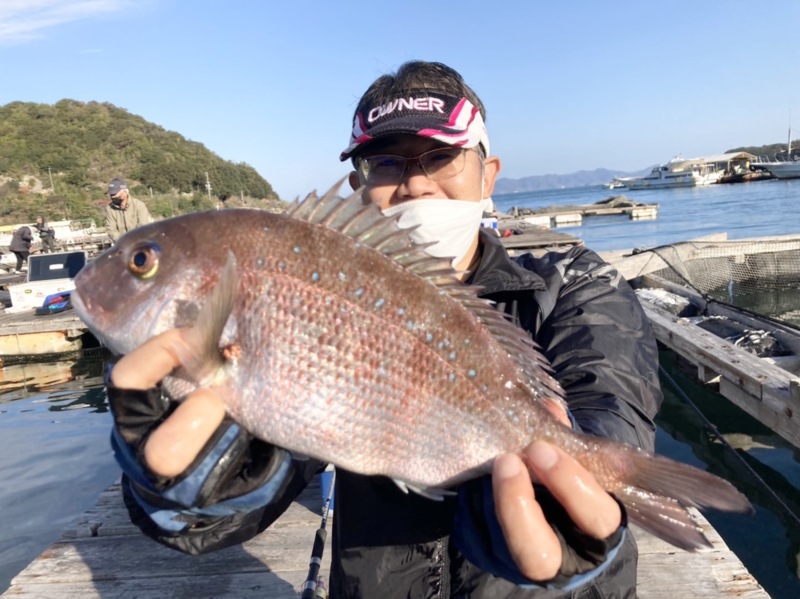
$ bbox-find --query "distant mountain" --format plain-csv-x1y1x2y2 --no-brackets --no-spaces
494,167,653,194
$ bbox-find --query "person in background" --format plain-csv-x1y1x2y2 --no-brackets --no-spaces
103,61,663,598
34,216,57,253
9,224,33,273
104,178,152,243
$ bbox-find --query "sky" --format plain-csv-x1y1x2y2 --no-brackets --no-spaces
1,0,799,200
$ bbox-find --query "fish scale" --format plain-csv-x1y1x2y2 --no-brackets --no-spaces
72,182,754,551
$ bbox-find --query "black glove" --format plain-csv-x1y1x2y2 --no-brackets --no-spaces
453,475,627,588
106,362,291,513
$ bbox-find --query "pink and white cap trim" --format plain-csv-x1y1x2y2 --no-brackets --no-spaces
340,93,490,161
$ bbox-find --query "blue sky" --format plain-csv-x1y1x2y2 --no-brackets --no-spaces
1,1,798,200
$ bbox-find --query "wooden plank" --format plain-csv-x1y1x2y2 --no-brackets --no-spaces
3,481,768,598
642,300,800,448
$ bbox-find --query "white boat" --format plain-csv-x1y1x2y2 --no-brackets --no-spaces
616,157,723,190
753,160,800,179
752,127,800,179
602,180,625,189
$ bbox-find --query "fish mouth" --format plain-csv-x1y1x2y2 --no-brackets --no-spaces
72,285,174,355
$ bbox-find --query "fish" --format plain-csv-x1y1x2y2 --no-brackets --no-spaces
71,182,753,551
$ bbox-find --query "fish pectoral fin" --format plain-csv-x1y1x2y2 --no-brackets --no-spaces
178,252,239,385
392,479,456,501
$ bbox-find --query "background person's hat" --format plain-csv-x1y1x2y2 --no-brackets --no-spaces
106,178,127,195
339,92,490,162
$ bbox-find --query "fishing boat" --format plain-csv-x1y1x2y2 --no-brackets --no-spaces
615,156,723,190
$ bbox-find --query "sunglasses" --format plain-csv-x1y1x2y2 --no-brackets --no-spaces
357,147,473,185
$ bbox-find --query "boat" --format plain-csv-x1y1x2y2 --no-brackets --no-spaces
615,156,723,190
602,180,625,189
751,127,800,180
753,160,800,179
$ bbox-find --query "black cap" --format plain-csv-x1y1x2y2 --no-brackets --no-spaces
106,178,127,195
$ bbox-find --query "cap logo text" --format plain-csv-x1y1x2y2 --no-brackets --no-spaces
367,97,445,123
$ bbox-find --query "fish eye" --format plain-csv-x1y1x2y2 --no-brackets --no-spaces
128,242,160,279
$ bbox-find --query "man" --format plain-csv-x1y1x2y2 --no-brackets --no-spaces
34,216,57,253
105,61,662,597
9,224,32,273
104,178,152,242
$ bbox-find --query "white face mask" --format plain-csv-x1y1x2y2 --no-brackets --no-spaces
382,197,493,267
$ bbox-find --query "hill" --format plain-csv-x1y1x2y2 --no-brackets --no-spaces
494,167,652,194
0,99,281,225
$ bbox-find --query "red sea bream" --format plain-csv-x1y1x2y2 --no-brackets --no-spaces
71,184,752,551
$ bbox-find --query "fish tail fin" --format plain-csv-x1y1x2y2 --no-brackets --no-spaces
587,438,753,551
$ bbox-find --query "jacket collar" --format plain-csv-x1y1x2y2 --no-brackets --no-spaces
469,230,546,296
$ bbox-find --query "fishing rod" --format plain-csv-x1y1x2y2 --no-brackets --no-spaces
301,468,336,599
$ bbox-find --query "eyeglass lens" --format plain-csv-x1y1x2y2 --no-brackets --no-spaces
360,147,467,184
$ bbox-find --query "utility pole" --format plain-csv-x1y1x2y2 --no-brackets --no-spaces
49,167,69,219
205,172,212,198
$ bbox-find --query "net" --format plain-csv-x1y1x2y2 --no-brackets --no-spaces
631,236,800,329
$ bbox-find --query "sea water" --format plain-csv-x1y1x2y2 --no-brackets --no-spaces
2,179,800,596
492,178,800,253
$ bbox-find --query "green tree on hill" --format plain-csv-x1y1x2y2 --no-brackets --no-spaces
0,99,281,225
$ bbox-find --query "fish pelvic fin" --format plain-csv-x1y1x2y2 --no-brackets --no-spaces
177,252,239,387
392,479,457,501
587,436,753,552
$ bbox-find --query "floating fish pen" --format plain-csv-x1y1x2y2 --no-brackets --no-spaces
605,234,800,450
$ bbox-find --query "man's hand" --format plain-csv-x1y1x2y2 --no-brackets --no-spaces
110,330,227,477
491,407,622,581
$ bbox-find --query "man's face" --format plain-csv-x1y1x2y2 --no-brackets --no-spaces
349,135,499,211
111,190,128,207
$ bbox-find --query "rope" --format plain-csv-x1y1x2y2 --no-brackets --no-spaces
659,364,800,529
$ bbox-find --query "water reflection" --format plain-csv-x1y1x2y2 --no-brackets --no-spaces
0,354,118,594
657,351,800,597
0,355,106,404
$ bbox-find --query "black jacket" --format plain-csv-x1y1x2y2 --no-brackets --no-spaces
10,226,32,252
121,231,662,598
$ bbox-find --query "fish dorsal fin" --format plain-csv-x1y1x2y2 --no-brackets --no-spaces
288,181,565,406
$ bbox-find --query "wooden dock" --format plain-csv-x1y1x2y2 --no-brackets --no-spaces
498,225,584,255
0,308,88,363
1,478,767,598
504,195,659,229
601,234,800,452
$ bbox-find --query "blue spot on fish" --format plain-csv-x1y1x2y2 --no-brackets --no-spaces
338,272,347,282
397,308,405,315
468,369,477,378
278,261,286,270
374,298,385,309
449,373,457,382
449,352,457,361
406,321,414,330
256,258,265,267
311,272,319,282
293,246,301,254
355,288,364,297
